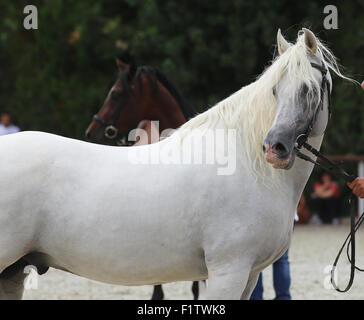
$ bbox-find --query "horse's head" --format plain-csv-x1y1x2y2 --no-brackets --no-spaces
85,60,193,144
85,59,158,144
263,28,332,170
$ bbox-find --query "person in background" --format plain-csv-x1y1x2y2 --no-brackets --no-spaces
0,111,20,136
250,249,291,300
312,172,340,224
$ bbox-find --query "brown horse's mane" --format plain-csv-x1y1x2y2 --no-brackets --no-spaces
118,66,196,121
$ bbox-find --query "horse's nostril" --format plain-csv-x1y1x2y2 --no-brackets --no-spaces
272,142,288,155
262,145,266,153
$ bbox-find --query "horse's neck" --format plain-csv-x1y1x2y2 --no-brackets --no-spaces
150,85,187,131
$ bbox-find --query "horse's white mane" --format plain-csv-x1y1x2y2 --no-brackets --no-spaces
178,30,356,180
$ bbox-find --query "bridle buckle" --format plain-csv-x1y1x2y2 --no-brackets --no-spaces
105,125,118,139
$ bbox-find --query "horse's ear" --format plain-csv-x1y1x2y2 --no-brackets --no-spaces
116,58,127,71
277,29,290,55
302,28,318,54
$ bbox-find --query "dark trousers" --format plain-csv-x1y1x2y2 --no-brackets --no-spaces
315,197,338,224
250,250,291,300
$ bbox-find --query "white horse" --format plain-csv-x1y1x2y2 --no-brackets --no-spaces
0,29,352,299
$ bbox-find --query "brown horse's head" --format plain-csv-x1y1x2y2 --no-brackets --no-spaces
85,59,195,144
85,59,143,143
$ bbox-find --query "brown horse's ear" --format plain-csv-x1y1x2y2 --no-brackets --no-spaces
116,58,127,71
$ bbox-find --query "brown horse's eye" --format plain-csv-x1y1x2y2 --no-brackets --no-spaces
111,90,121,101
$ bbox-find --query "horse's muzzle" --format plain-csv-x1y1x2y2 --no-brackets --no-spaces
263,143,293,169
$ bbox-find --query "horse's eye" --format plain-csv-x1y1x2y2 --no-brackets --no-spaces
272,87,276,96
111,91,121,101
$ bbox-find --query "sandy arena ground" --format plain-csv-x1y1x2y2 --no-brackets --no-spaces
23,223,364,300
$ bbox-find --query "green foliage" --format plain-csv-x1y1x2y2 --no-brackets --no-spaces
0,0,362,157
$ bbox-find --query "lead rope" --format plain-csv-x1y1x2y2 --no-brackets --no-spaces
330,194,356,292
346,210,364,272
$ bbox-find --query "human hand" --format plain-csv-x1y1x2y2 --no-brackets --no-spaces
347,178,364,198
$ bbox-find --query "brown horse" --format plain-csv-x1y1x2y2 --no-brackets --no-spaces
85,59,195,145
85,59,199,300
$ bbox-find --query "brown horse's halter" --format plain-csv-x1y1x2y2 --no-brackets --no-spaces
93,83,135,141
93,113,119,140
294,61,363,292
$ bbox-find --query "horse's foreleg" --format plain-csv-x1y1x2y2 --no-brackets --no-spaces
0,259,28,300
151,285,164,300
200,260,252,300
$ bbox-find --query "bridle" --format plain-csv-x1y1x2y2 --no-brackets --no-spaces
93,82,135,142
93,113,120,140
293,60,363,293
293,61,353,181
93,86,133,141
295,61,332,147
293,61,353,180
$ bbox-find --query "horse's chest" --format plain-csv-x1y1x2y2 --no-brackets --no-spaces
254,211,294,268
